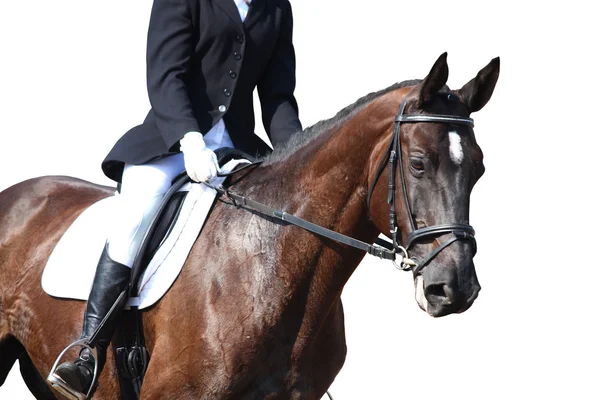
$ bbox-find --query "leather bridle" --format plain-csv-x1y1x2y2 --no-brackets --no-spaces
198,95,478,274
367,97,477,274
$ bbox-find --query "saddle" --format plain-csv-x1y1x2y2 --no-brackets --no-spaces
110,147,257,399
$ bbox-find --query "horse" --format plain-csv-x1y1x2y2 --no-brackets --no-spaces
0,53,499,399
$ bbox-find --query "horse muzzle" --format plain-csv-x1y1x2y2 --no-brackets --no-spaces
414,260,481,317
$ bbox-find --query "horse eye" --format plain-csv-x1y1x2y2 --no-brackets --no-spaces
410,158,425,172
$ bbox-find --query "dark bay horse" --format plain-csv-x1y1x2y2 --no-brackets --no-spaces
0,53,499,399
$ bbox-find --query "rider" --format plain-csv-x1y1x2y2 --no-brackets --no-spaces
49,0,302,396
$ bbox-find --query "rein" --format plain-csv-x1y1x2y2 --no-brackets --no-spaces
207,96,477,272
204,176,397,261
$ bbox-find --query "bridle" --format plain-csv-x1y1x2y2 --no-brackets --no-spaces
198,95,477,274
367,96,477,274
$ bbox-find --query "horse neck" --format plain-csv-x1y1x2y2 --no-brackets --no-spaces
240,95,399,335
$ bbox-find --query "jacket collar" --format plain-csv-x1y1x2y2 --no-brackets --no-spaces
215,0,264,32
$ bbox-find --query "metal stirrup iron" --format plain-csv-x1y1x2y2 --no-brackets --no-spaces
47,339,99,400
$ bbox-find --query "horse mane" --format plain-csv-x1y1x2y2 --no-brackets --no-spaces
264,79,426,165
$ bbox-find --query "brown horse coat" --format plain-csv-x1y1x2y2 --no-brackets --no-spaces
0,54,499,399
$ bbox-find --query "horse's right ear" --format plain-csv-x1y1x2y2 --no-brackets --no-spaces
418,52,449,108
458,57,500,113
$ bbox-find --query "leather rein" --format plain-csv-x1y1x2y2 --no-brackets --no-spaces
205,97,477,273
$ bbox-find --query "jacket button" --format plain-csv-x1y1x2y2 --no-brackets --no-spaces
224,89,231,97
229,71,237,79
236,35,244,44
234,52,242,60
218,105,227,112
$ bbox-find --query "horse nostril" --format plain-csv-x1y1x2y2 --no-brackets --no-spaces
425,283,454,306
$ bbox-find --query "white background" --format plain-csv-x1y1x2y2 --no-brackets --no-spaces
1,0,599,399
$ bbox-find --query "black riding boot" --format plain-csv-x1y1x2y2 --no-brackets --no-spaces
49,245,130,398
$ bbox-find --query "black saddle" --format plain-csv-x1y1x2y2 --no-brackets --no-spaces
140,148,256,269
115,147,257,278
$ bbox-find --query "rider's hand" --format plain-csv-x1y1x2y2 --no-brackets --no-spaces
179,132,220,182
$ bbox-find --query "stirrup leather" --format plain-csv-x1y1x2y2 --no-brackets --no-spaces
47,339,99,400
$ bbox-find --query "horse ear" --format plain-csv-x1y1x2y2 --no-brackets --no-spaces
458,57,500,113
418,52,449,108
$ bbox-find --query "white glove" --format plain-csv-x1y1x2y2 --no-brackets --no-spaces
179,131,220,182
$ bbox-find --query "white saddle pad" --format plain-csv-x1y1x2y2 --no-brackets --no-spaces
41,159,250,309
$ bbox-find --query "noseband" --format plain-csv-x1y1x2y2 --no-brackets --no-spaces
368,97,477,274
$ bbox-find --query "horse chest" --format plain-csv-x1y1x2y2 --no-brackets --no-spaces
167,303,345,398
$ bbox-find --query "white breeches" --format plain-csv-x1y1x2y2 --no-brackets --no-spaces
106,121,234,267
106,153,185,267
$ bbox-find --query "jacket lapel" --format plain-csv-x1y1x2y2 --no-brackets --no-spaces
243,0,265,31
215,0,244,31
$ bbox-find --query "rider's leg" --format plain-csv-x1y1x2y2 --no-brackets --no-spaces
48,154,185,397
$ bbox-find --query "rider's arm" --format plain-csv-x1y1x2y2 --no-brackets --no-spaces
257,0,302,147
146,0,200,151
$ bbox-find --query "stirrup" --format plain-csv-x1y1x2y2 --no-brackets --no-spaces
47,338,99,400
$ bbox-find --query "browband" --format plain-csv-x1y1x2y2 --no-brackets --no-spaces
395,114,474,127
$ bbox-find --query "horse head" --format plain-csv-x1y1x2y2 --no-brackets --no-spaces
368,53,500,317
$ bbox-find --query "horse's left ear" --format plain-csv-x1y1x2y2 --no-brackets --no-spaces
418,52,449,108
458,57,500,113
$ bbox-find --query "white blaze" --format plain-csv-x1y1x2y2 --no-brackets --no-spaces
448,131,464,165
